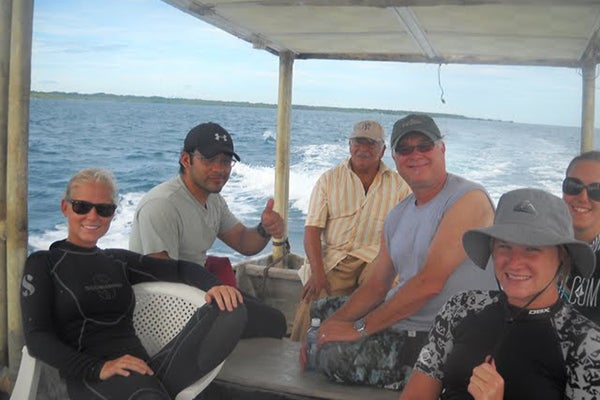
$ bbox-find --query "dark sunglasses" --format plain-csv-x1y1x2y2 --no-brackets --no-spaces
395,140,437,156
562,177,600,202
68,199,117,217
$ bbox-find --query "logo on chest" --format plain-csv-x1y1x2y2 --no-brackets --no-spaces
84,274,122,300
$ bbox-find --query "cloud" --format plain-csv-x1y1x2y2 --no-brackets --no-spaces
31,0,597,127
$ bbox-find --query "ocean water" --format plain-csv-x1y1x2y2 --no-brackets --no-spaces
28,98,587,262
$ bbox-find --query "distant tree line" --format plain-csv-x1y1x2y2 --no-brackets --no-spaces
30,90,476,121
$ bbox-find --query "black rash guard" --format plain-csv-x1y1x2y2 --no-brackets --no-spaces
562,248,600,325
21,239,222,382
414,290,600,400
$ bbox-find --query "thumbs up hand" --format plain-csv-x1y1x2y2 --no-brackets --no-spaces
260,198,284,239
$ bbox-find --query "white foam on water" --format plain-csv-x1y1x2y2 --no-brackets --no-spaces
28,156,330,251
262,130,276,141
27,111,585,261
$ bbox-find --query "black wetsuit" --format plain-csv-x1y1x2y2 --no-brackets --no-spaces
563,246,600,324
21,240,247,399
414,290,600,400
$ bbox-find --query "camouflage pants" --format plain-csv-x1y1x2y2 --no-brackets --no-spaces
311,296,428,390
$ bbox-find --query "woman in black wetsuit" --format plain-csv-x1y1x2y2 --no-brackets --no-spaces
21,168,247,399
561,150,600,324
401,188,600,400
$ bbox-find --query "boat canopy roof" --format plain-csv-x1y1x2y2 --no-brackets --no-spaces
163,0,600,68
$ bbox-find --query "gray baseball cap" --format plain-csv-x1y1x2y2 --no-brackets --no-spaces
391,114,442,150
462,188,595,278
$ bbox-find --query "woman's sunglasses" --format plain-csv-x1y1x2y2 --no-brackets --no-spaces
562,177,600,202
67,199,117,217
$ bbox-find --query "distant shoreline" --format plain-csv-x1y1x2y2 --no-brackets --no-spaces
31,90,499,122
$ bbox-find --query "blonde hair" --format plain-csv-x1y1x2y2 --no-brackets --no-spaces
64,168,118,204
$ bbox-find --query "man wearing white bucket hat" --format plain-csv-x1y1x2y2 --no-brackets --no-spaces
402,188,600,400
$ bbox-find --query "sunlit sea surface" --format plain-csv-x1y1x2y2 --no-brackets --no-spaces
28,98,589,262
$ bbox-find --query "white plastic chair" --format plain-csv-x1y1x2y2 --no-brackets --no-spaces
11,282,225,400
10,346,41,400
133,282,225,400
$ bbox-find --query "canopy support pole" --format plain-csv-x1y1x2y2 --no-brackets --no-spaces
272,51,294,267
6,0,33,377
0,0,12,371
581,62,596,152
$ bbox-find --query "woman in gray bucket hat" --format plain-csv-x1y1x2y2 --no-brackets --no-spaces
401,188,600,400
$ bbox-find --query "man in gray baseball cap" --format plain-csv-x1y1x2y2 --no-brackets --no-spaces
306,113,497,390
391,114,442,151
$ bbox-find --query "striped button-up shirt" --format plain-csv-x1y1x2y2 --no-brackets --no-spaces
301,159,410,279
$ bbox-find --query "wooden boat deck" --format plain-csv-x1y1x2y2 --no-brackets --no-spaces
206,338,399,400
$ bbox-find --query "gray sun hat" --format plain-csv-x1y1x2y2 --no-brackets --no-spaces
462,188,595,278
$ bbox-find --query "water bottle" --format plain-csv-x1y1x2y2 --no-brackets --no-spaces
306,317,320,371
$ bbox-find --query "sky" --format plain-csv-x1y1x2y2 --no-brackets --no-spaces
31,0,598,127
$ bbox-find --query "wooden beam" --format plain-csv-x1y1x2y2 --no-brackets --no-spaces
196,0,600,7
393,7,437,59
580,14,600,64
0,0,11,371
581,62,596,152
6,0,33,377
292,52,581,68
272,52,294,267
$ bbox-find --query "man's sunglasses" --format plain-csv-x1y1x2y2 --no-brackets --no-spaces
67,199,117,217
562,177,600,202
395,140,437,156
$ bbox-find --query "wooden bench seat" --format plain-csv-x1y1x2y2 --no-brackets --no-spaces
210,338,399,400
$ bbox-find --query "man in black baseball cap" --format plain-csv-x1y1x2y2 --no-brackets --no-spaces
183,122,240,162
130,122,287,339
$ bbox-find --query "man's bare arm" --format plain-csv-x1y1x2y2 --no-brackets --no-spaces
360,190,494,335
328,232,397,322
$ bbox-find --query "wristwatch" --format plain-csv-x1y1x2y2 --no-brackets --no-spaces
353,318,368,338
256,222,271,239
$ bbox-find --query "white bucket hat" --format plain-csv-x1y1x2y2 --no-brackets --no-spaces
463,188,595,278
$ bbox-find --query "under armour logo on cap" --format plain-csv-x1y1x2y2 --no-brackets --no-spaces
184,122,240,161
214,133,228,142
513,200,537,215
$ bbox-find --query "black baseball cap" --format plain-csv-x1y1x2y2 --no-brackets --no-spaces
183,122,240,161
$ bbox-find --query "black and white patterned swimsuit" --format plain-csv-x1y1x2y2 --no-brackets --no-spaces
414,290,600,400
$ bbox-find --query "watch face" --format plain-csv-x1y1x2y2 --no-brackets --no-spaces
354,318,365,331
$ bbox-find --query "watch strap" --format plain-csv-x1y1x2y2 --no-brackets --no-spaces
256,222,271,239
